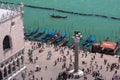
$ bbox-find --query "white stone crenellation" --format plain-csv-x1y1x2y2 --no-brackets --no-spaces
0,2,24,23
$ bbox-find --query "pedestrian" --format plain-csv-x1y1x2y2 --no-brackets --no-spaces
84,75,87,80
66,50,69,56
50,78,52,80
21,72,25,80
118,57,120,63
100,65,102,70
106,66,108,71
34,58,36,64
45,66,47,70
54,60,57,66
82,54,84,57
32,75,35,80
104,59,107,65
41,77,43,80
101,54,103,58
85,53,87,58
70,55,72,62
114,70,117,74
36,57,38,60
96,64,98,69
60,57,62,62
116,64,119,69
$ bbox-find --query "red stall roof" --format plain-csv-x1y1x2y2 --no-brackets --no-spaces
100,41,117,50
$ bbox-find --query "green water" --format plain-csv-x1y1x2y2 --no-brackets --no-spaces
1,0,120,52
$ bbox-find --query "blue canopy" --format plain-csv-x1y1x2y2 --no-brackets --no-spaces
61,32,66,38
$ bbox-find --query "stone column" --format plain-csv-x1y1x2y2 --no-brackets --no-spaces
72,31,82,73
74,38,79,72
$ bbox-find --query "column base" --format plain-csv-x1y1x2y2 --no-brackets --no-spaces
68,69,84,79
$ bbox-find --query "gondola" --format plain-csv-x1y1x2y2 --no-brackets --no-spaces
47,31,61,44
53,32,66,44
82,35,96,47
50,14,67,18
42,30,56,41
111,17,120,20
25,27,39,37
44,30,56,42
33,29,46,38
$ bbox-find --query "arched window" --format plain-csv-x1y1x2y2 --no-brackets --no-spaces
12,62,16,71
3,67,7,77
21,56,24,64
17,59,20,67
3,36,11,50
8,64,12,74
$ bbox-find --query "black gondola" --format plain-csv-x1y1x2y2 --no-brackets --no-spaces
33,29,46,38
25,27,39,37
50,14,67,18
42,30,56,42
53,32,66,44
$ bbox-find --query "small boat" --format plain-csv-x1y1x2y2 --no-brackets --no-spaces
111,17,120,20
94,14,108,18
42,30,56,42
25,27,39,37
44,30,56,42
50,14,67,18
42,30,52,39
61,32,66,38
50,30,56,37
34,29,46,38
53,32,66,44
46,31,62,44
82,35,96,47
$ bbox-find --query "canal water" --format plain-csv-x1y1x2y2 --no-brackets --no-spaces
1,0,120,54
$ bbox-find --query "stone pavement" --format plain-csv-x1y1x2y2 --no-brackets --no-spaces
24,40,120,80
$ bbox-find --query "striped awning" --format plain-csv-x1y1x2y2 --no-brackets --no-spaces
100,41,117,50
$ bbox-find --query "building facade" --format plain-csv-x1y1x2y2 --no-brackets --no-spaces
0,2,26,80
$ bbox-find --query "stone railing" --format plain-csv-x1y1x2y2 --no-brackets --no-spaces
0,49,25,80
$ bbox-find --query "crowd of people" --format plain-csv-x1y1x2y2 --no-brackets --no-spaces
25,40,120,80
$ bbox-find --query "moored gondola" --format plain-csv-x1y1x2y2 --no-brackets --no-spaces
25,27,39,37
42,30,56,42
53,32,66,44
46,31,61,44
33,29,46,38
42,30,53,39
82,35,96,47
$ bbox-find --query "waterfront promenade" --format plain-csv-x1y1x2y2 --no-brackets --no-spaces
24,40,120,80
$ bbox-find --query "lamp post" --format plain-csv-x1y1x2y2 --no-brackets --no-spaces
72,31,82,72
